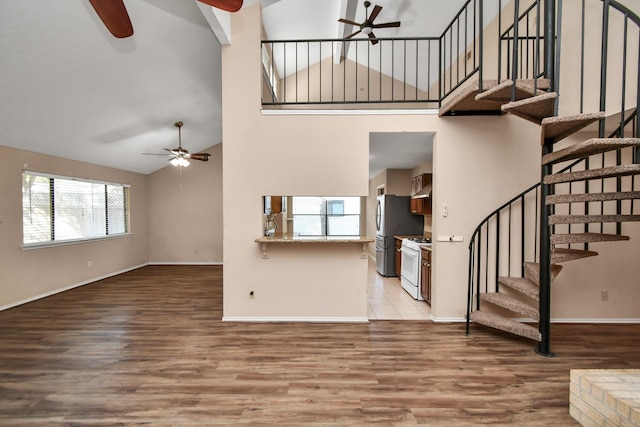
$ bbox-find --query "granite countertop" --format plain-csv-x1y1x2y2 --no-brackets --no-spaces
420,245,433,251
255,235,374,244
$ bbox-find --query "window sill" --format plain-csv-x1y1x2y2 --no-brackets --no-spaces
22,233,132,250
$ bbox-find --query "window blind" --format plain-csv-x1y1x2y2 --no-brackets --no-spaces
22,172,130,247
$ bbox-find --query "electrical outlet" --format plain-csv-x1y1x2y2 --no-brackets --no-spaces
442,204,448,217
601,290,608,301
88,261,93,269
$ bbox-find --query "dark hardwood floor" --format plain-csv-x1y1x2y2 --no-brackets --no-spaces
1,265,639,426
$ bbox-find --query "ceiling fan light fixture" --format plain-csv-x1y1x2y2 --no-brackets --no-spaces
362,26,373,35
170,157,190,167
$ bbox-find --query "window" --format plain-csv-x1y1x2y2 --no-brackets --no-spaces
291,197,360,236
22,171,130,247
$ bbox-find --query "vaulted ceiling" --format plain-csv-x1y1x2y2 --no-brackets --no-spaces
0,0,467,175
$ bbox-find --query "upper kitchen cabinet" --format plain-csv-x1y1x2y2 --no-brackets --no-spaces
410,174,432,215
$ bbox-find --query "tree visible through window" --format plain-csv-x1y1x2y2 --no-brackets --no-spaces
22,172,130,247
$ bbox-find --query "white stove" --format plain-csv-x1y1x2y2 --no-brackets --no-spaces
400,237,431,300
401,237,432,250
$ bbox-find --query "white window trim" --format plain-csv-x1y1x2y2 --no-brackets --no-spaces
22,170,131,249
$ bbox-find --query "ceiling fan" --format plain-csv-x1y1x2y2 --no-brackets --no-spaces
143,121,211,167
88,0,243,38
338,1,401,45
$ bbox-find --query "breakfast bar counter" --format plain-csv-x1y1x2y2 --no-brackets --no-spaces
255,235,374,259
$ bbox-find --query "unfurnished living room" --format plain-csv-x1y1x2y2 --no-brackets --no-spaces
1,0,640,425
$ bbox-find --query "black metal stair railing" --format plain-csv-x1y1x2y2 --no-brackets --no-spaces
466,0,640,354
261,0,494,107
466,112,638,335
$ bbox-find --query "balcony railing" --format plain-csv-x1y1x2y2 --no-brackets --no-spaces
261,0,491,107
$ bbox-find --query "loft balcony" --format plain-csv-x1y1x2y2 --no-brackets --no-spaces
260,0,550,112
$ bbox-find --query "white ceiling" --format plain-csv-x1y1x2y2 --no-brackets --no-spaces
0,0,468,175
0,0,223,175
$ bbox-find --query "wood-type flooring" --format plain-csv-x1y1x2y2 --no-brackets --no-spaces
1,265,639,426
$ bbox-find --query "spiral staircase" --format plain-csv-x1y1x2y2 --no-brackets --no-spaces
443,0,640,356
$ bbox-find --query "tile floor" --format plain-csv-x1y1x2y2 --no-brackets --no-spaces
367,259,431,320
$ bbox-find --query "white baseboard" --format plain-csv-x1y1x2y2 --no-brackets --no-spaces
431,316,640,324
0,263,148,312
222,316,369,323
430,315,466,322
147,261,223,265
550,318,640,324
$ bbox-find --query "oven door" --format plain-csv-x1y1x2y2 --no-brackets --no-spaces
400,245,421,299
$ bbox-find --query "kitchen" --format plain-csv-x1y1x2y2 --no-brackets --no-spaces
368,132,434,320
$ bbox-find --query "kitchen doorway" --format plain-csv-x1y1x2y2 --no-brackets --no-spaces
367,131,434,320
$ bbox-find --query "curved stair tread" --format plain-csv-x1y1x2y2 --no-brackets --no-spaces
501,92,558,124
439,80,502,117
549,214,640,224
542,138,640,165
524,262,563,285
540,112,605,144
470,310,542,341
543,164,640,184
547,191,640,205
498,277,539,301
551,247,598,263
480,293,540,320
551,233,630,244
475,78,550,103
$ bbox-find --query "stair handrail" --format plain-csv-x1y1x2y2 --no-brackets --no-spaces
466,108,637,335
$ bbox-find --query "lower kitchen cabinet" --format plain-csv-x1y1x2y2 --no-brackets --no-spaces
420,249,431,304
394,238,402,277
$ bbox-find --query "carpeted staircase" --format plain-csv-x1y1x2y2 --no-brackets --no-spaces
444,79,640,342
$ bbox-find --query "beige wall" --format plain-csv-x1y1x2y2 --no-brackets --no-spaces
147,143,223,264
223,3,640,322
222,4,549,321
0,145,149,309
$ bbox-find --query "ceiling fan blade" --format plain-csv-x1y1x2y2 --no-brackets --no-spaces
88,0,134,38
372,21,401,29
338,18,361,27
368,5,382,23
368,32,379,45
189,153,212,161
345,29,362,39
197,0,243,12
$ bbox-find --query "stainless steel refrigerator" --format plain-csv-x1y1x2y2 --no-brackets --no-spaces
375,195,424,276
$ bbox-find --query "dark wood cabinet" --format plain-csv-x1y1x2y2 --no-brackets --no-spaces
420,249,432,304
410,173,433,215
394,238,403,277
